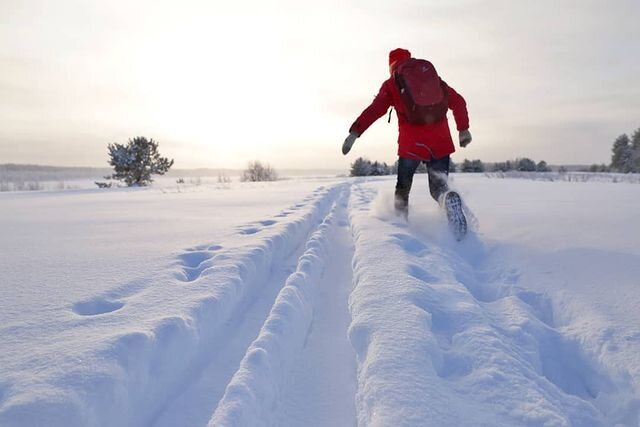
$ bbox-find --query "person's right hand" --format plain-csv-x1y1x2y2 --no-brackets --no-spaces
342,132,359,155
459,129,472,148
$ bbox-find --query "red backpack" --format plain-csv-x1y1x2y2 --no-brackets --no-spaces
394,58,449,124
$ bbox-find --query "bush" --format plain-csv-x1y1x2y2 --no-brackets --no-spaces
350,158,393,176
107,136,174,186
460,159,485,172
218,173,231,184
241,161,278,182
516,157,537,172
536,160,551,172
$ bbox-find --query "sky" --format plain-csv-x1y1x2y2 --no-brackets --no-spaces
1,0,639,169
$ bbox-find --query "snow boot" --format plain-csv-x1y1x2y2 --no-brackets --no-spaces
394,192,409,221
443,191,467,241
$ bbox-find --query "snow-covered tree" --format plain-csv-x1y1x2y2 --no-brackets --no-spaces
460,159,485,172
371,161,391,176
350,157,373,177
241,161,278,182
536,160,551,172
630,128,640,172
108,137,174,186
516,158,537,172
611,134,632,173
491,160,514,172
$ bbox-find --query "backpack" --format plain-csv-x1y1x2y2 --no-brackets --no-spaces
394,58,449,124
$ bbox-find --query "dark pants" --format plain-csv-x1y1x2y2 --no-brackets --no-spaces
395,155,450,217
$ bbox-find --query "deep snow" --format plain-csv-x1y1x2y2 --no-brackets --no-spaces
1,174,639,426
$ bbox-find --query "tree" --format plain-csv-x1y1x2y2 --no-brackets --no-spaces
460,159,485,172
631,128,640,172
449,159,457,173
492,160,514,172
370,161,390,176
516,157,537,172
611,134,632,173
536,160,551,172
241,161,278,182
350,157,373,176
108,137,173,186
416,162,428,174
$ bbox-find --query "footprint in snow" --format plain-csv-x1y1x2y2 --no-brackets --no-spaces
407,264,440,284
437,351,474,380
238,219,278,235
177,245,223,282
178,250,217,268
455,268,554,327
390,233,429,256
73,298,125,316
239,227,260,235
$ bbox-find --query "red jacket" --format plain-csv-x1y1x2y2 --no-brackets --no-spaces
349,64,469,161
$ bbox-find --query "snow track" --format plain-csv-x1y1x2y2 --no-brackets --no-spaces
347,182,639,426
209,187,354,426
0,184,349,426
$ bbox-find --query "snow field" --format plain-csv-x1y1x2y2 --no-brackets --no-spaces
0,184,345,426
347,181,639,426
209,186,350,426
2,175,640,426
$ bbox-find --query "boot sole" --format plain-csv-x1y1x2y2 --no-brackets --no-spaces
445,191,468,241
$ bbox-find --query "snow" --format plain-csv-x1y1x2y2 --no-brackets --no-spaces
1,174,639,426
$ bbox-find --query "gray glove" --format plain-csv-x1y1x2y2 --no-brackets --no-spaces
342,131,359,155
459,129,472,148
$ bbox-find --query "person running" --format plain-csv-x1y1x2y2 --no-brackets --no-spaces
342,48,472,239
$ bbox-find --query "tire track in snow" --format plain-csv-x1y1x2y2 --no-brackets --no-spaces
272,188,357,427
209,187,355,426
152,225,312,426
146,184,349,426
347,183,639,426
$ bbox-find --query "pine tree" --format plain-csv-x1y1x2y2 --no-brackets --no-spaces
108,137,174,186
611,134,632,173
631,128,640,172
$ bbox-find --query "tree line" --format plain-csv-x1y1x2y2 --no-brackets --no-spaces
349,156,550,176
459,158,551,173
350,126,640,176
350,158,465,176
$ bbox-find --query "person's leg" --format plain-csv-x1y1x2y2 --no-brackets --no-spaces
427,155,468,240
395,157,420,218
426,155,450,203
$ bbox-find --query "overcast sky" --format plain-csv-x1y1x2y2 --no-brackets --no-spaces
1,0,639,169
